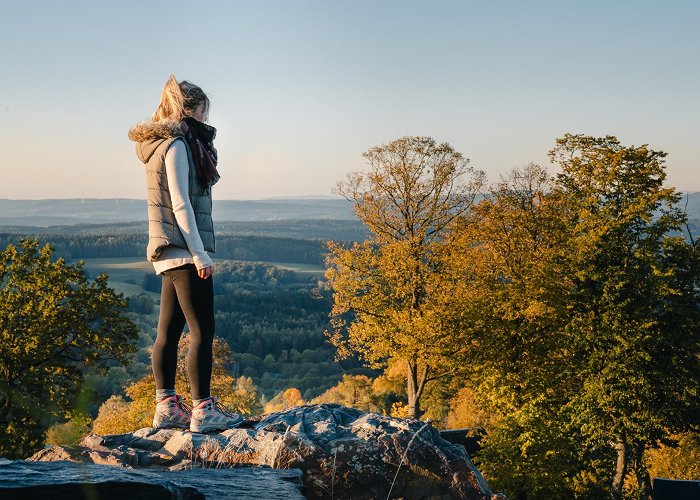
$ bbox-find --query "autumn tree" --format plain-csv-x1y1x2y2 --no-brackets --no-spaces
311,374,380,413
448,164,590,497
444,387,492,430
449,164,573,400
647,432,700,481
263,387,305,413
92,395,132,435
551,134,700,499
326,136,484,418
371,360,409,416
448,145,700,498
0,239,138,458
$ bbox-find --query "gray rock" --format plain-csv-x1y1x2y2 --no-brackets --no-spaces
27,404,503,499
0,459,204,499
249,404,498,499
0,459,304,499
24,445,76,463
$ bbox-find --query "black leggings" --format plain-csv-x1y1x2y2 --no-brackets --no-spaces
152,264,214,400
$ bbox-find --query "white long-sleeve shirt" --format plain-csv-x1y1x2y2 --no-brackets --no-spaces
152,138,214,275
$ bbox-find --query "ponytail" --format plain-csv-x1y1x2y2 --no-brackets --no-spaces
151,75,210,122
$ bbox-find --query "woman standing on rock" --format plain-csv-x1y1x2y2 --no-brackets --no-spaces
128,75,241,433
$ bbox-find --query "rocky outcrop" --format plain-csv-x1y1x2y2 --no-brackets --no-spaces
0,458,302,499
27,404,502,499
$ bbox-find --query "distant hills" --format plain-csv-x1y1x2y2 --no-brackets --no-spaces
0,194,697,234
0,198,356,226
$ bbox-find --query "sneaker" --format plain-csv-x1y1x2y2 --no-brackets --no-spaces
152,394,192,430
189,396,243,433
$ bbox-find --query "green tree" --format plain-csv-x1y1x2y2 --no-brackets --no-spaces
0,239,138,458
326,136,484,418
550,134,700,499
449,164,591,497
45,411,92,447
448,150,700,498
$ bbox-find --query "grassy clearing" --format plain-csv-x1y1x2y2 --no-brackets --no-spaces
73,257,158,300
76,257,325,295
76,257,154,282
255,261,325,275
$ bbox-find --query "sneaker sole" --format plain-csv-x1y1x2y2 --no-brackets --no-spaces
153,421,190,430
190,418,243,433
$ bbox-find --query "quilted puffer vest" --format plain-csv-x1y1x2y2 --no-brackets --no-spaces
128,120,215,261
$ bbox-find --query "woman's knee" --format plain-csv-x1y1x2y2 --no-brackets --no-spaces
153,332,180,352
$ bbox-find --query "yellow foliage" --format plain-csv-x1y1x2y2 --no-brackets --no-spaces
312,375,380,413
123,374,158,430
226,376,263,417
371,366,406,415
264,388,305,413
92,395,134,435
45,412,92,446
390,402,411,419
326,137,485,419
647,433,700,480
445,387,491,429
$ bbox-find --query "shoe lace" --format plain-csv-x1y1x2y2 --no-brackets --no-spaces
175,395,193,416
211,396,237,417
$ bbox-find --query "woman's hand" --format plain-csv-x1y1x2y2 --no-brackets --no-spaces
197,265,213,279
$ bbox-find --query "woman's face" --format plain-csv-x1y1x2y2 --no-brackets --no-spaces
190,101,207,122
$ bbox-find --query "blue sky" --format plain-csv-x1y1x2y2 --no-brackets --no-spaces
1,0,698,199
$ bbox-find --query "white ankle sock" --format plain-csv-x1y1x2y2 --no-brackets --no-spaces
156,388,176,402
192,396,212,406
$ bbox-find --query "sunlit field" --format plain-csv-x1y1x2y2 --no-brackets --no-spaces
76,256,324,290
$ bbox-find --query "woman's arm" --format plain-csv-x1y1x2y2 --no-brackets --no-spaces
164,139,214,273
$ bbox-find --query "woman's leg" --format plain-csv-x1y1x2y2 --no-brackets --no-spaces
152,270,187,390
168,264,215,401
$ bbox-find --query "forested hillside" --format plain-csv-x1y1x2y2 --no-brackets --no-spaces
120,259,372,402
0,225,368,406
0,233,327,265
0,219,368,241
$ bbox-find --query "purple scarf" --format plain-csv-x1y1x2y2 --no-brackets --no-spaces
180,117,220,187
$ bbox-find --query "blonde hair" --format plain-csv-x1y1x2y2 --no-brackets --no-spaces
151,74,210,122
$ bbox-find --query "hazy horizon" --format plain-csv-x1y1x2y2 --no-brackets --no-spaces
0,189,699,203
0,195,347,202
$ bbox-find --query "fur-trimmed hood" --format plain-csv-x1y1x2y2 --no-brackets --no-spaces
128,120,183,164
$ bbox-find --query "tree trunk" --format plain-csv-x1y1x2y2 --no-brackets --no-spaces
633,441,652,500
611,433,629,500
406,360,420,419
0,387,11,422
405,359,429,419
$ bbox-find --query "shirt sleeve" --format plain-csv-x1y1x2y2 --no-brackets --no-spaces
164,139,214,270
